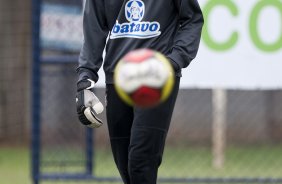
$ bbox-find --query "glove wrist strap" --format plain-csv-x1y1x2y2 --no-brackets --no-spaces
77,79,95,92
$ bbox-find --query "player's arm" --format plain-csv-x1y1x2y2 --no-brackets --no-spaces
77,0,109,82
76,0,109,128
167,0,204,71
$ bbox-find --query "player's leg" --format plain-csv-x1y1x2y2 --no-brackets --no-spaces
128,77,180,184
106,84,133,184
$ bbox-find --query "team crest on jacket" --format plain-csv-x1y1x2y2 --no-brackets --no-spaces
110,0,161,39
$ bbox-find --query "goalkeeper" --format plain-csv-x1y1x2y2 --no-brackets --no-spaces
76,0,204,183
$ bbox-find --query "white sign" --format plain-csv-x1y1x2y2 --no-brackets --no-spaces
41,3,83,51
184,0,282,89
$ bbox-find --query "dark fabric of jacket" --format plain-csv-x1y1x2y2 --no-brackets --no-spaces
78,0,204,84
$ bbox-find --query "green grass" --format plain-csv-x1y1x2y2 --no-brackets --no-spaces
0,147,31,184
160,145,282,177
1,145,282,184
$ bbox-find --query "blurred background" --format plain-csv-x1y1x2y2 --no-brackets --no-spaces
0,0,282,184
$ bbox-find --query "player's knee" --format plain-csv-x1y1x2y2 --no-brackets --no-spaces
128,155,162,171
129,127,167,159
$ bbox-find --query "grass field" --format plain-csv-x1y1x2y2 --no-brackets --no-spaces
1,145,282,184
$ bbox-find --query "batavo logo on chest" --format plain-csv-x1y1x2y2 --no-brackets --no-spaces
110,0,161,39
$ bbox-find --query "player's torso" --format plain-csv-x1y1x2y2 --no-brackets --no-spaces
103,0,179,83
104,0,178,39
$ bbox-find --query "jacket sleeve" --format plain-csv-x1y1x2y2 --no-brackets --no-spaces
167,0,204,71
77,0,109,83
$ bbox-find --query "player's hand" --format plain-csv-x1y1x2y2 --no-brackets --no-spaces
76,78,104,128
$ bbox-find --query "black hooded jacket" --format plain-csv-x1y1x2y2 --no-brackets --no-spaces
78,0,204,84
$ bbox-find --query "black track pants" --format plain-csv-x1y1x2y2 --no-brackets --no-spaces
106,77,180,184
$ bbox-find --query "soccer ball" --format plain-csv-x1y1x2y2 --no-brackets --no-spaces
114,49,175,108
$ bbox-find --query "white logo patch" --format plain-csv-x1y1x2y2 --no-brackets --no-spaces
110,0,161,39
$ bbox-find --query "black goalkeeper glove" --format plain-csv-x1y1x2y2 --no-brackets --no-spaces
76,78,104,128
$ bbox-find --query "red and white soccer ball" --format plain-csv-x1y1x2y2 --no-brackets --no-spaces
114,49,175,108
